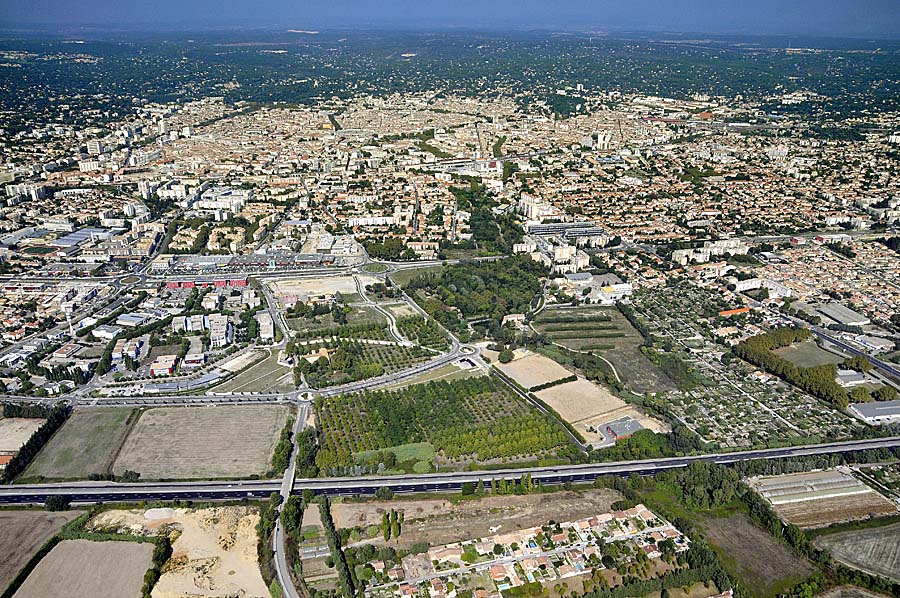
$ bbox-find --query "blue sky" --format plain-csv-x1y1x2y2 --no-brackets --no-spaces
4,0,900,38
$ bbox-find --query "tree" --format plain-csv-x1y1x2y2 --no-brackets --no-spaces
44,495,70,511
498,349,514,363
849,386,872,403
872,385,898,402
375,486,394,500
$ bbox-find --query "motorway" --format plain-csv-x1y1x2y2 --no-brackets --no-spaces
1,436,898,505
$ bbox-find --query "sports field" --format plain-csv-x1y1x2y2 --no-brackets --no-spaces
774,340,844,368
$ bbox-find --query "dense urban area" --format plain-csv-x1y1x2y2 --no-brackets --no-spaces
0,28,898,598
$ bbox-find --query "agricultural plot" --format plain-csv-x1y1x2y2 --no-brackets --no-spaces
774,341,844,368
89,506,268,597
21,408,137,481
496,351,573,389
533,306,672,394
287,305,386,335
815,522,900,582
381,361,483,391
212,352,294,393
397,315,450,351
702,514,816,598
0,511,81,592
301,340,432,388
315,376,574,474
748,469,898,528
12,539,152,598
112,405,291,479
535,378,667,445
0,418,43,453
294,320,392,342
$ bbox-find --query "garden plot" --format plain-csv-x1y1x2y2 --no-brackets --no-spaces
12,539,152,598
112,405,291,479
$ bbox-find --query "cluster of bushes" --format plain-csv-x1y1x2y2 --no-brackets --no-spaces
529,374,577,392
318,495,356,598
141,535,173,598
269,417,295,476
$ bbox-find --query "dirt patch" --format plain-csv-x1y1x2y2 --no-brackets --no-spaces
0,510,81,592
702,514,816,597
12,539,152,598
496,352,572,389
89,506,268,597
814,522,900,582
535,378,668,444
775,494,898,528
0,418,44,453
333,489,621,549
112,405,291,480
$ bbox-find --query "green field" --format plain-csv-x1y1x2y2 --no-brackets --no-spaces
534,306,673,394
20,408,137,481
389,265,443,287
362,263,388,273
774,341,844,368
381,362,482,391
212,353,293,393
21,245,56,255
353,442,436,474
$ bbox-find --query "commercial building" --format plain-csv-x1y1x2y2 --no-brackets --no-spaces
849,399,900,426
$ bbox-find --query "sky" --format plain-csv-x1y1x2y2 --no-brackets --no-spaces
4,0,900,38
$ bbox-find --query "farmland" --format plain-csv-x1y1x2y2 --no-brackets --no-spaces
0,418,43,453
315,376,575,474
381,361,482,391
533,306,672,394
495,351,573,390
535,378,668,445
774,341,844,368
21,408,137,481
297,340,432,389
12,539,152,598
814,522,900,582
701,514,816,597
0,511,81,592
89,506,268,597
112,405,291,479
287,304,386,335
397,314,450,351
748,470,899,528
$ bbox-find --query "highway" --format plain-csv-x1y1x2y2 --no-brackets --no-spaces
1,436,897,505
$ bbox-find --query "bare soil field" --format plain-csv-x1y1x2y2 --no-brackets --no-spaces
774,493,898,528
0,418,43,453
535,378,668,444
496,351,572,389
22,408,136,480
333,489,621,549
814,522,900,582
268,276,358,303
89,506,268,598
12,539,152,598
702,514,816,598
112,405,290,479
219,349,265,373
0,510,81,592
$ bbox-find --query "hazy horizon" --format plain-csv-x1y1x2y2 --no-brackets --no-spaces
3,0,900,39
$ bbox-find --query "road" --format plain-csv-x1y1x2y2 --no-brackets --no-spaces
1,436,897,505
272,403,309,598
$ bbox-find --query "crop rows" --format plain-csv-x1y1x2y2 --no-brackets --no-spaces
397,315,450,351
